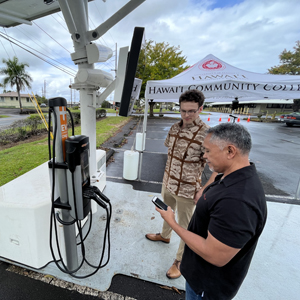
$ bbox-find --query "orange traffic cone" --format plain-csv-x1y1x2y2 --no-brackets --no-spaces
219,115,222,122
237,115,240,122
227,116,231,122
247,115,250,122
207,115,210,121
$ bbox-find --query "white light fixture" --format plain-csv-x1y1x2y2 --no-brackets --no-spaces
86,43,113,64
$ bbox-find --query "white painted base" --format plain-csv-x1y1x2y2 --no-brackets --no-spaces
0,162,54,268
0,149,107,269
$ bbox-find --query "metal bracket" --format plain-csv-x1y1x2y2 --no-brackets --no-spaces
53,197,72,210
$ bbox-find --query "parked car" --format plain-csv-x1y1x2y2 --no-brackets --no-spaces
40,103,47,107
173,106,180,112
278,112,300,127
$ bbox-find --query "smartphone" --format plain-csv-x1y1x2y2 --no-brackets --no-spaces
152,196,168,211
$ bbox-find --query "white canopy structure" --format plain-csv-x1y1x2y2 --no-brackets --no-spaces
145,54,300,102
139,54,300,179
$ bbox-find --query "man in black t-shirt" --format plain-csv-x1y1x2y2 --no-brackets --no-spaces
155,123,267,300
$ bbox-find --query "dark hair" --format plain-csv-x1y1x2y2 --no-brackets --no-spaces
207,123,252,155
179,89,205,107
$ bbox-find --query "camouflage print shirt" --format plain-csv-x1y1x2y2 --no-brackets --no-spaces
163,117,209,199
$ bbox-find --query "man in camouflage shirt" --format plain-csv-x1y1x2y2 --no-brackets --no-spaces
146,89,217,279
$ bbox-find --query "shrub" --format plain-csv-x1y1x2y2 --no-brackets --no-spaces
0,127,15,145
0,116,47,145
26,115,43,134
0,109,107,146
96,108,106,118
68,111,81,125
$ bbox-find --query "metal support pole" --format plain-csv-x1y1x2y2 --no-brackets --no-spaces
56,0,146,267
295,177,300,200
138,99,149,180
80,88,96,177
51,102,79,272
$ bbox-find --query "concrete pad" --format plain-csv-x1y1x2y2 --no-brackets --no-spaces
235,201,300,299
36,181,185,292
1,171,300,298
34,182,300,299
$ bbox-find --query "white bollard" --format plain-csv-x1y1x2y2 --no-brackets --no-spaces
123,150,139,180
135,132,146,151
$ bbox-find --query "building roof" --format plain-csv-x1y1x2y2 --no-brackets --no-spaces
0,92,31,97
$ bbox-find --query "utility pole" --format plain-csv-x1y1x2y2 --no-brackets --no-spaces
70,78,72,107
115,43,117,79
110,43,118,78
110,43,117,109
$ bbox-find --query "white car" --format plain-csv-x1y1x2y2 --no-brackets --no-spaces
173,106,180,111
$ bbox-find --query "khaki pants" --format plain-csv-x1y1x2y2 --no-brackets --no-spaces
161,185,195,261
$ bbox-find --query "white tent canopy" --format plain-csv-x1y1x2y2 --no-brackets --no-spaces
139,54,300,179
145,54,300,102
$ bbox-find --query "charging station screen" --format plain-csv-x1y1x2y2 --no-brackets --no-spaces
81,149,90,186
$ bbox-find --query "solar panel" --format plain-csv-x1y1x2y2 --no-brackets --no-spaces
0,0,93,28
0,0,61,27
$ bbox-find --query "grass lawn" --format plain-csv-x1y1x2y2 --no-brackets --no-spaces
0,115,9,118
0,116,131,186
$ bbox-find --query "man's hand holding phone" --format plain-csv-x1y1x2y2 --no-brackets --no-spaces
152,196,176,226
152,196,168,210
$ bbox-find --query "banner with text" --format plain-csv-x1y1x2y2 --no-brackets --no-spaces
145,54,300,102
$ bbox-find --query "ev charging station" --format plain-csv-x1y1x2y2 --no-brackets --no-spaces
47,96,112,276
0,0,146,278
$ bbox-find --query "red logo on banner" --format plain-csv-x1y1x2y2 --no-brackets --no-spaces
201,60,225,70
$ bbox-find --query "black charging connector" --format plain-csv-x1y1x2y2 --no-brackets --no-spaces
83,188,107,209
90,186,110,203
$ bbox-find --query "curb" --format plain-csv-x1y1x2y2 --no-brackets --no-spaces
102,117,139,163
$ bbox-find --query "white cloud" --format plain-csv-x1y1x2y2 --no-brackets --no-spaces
0,0,299,102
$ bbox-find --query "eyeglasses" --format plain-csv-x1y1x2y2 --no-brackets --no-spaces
180,109,199,115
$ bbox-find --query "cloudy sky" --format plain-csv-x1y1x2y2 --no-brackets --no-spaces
0,0,299,103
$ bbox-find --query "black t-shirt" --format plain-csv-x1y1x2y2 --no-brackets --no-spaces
180,164,267,300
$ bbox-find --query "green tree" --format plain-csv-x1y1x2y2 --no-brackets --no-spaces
268,41,300,111
268,41,300,75
34,94,48,105
0,56,33,113
101,100,110,108
135,40,189,116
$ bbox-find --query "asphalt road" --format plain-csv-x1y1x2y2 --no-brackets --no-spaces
123,111,300,199
200,112,300,198
245,120,300,197
0,109,28,129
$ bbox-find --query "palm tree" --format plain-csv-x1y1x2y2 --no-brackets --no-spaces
0,56,33,113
